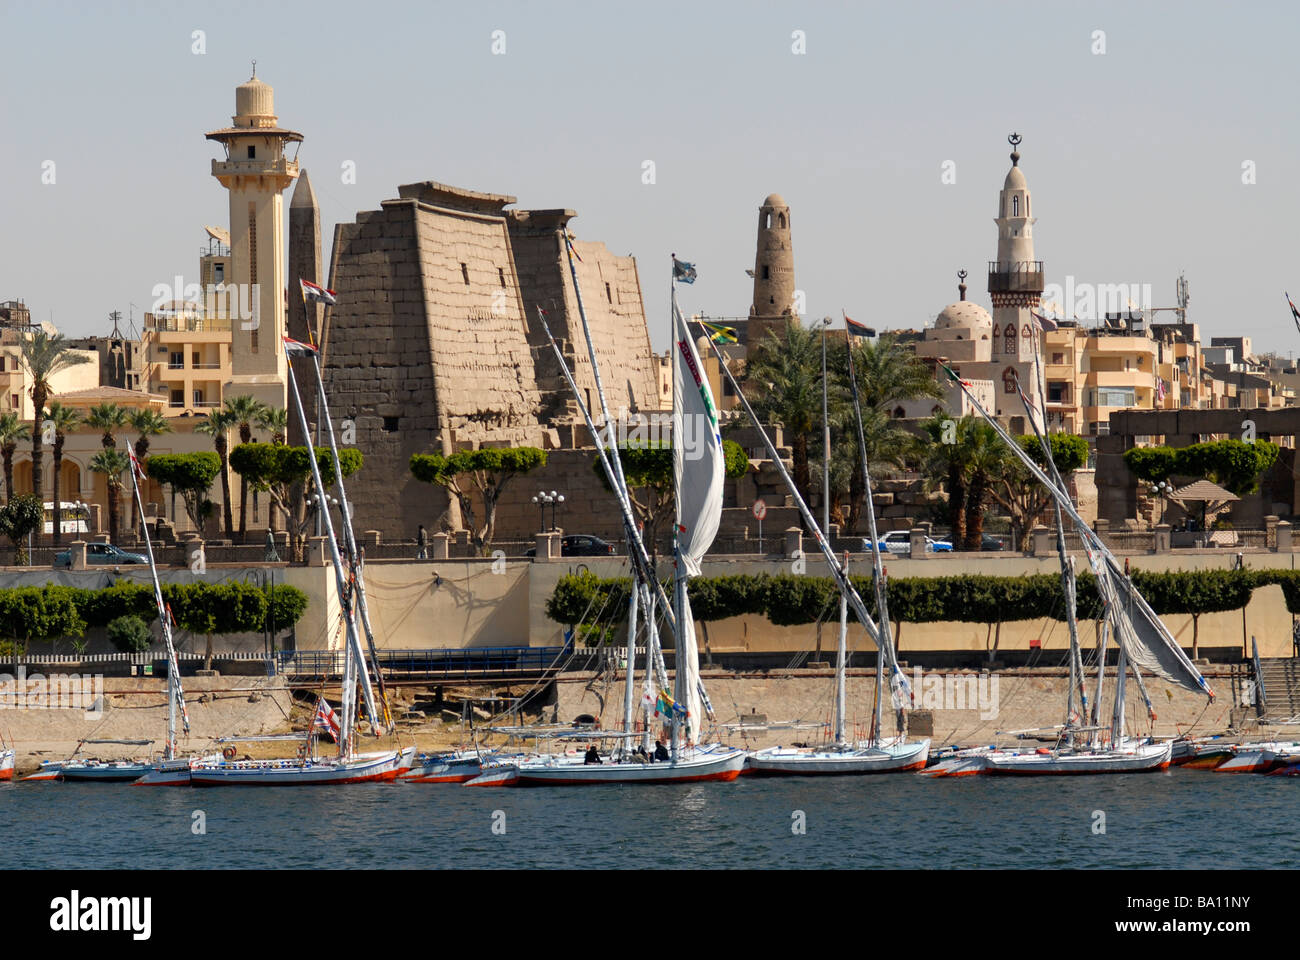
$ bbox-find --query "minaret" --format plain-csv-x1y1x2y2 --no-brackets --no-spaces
206,66,300,413
987,133,1044,428
748,193,797,344
287,169,320,446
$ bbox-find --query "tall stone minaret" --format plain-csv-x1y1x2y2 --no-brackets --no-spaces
206,67,300,413
287,169,320,446
747,193,797,345
987,134,1044,429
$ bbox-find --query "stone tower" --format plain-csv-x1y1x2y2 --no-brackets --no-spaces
287,168,321,445
206,69,299,413
747,193,797,344
987,134,1044,429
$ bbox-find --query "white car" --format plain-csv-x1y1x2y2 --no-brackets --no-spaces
864,531,954,554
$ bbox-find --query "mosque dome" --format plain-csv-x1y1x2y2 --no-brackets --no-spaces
763,193,787,208
935,300,992,332
1003,164,1027,192
235,74,276,127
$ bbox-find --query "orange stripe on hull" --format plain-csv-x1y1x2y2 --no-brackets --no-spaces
403,774,478,783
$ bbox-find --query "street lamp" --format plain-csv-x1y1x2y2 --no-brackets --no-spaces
1149,480,1171,526
532,491,551,531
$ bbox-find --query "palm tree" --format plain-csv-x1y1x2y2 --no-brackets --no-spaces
224,395,268,540
130,409,171,461
197,409,236,538
18,331,92,510
921,415,1009,550
744,321,823,507
0,412,31,503
256,406,289,445
89,449,129,544
86,402,129,451
46,402,80,545
838,333,945,412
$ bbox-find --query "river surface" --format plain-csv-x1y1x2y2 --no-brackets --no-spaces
2,770,1296,869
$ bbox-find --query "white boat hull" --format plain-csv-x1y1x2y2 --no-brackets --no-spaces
0,749,13,781
983,741,1172,775
745,739,930,776
493,749,747,786
189,749,409,786
26,760,154,782
402,750,483,783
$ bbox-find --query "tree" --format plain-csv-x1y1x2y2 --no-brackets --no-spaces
107,615,152,653
85,402,129,451
129,409,171,462
146,452,221,532
589,440,750,561
45,402,80,545
256,406,289,445
920,415,1011,550
224,395,269,540
196,409,236,538
991,433,1090,550
166,580,268,670
0,412,30,502
229,443,362,561
0,494,43,565
743,321,822,508
19,330,92,510
1125,438,1280,497
410,447,547,555
840,404,916,534
89,449,129,543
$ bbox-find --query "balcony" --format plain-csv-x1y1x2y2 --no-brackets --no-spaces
987,261,1044,294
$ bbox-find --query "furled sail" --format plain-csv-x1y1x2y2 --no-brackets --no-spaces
672,291,725,735
941,365,1214,700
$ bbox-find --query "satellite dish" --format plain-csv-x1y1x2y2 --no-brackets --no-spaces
204,225,231,246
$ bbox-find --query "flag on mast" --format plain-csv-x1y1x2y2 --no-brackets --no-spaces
1288,293,1300,334
282,335,319,357
312,698,341,742
697,319,737,344
1031,309,1058,332
300,278,336,306
844,314,875,338
672,257,697,284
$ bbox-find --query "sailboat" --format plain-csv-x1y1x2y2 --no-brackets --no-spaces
699,316,929,775
926,364,1213,775
464,246,745,786
186,337,413,785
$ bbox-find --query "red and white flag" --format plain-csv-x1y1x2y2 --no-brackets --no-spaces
312,698,341,742
282,335,319,357
126,446,145,480
300,278,337,306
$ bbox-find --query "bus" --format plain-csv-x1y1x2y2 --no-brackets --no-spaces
43,501,90,536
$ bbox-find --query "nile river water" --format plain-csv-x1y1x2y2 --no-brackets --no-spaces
2,770,1296,869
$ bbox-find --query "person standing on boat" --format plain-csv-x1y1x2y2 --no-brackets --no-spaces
584,743,602,765
416,524,428,559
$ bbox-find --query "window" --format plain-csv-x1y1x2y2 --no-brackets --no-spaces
193,389,205,407
1002,367,1017,394
1003,323,1015,354
214,263,224,284
169,351,184,369
461,262,470,285
605,282,612,304
761,265,770,280
192,352,200,367
383,416,400,432
1096,387,1135,407
1012,196,1019,216
498,267,505,288
247,145,256,160
1051,353,1064,365
170,390,184,407
778,213,786,228
1048,382,1069,403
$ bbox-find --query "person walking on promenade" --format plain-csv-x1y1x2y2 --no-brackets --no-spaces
416,524,428,559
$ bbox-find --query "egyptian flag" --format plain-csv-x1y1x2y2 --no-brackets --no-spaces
844,314,875,338
1032,310,1058,332
126,445,145,482
1288,293,1300,335
940,363,972,388
300,278,337,306
282,335,319,357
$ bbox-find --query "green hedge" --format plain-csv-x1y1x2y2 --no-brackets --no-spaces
0,580,309,651
548,568,1300,629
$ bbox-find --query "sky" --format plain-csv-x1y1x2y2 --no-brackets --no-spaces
3,0,1300,358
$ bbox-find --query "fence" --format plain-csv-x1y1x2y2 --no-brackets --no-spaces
275,643,574,679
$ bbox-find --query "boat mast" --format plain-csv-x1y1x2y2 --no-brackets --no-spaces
844,324,897,743
285,353,375,758
309,353,391,733
700,332,912,713
834,590,847,746
669,261,682,764
128,448,188,760
621,584,639,749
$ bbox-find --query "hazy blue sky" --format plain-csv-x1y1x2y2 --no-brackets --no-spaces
3,0,1299,357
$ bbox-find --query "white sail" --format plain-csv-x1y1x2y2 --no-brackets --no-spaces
672,291,725,575
672,290,724,738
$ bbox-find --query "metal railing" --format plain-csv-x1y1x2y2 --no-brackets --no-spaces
275,643,573,678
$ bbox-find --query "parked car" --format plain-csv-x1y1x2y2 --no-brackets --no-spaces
980,535,1006,551
864,531,953,554
53,542,149,569
525,534,616,558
